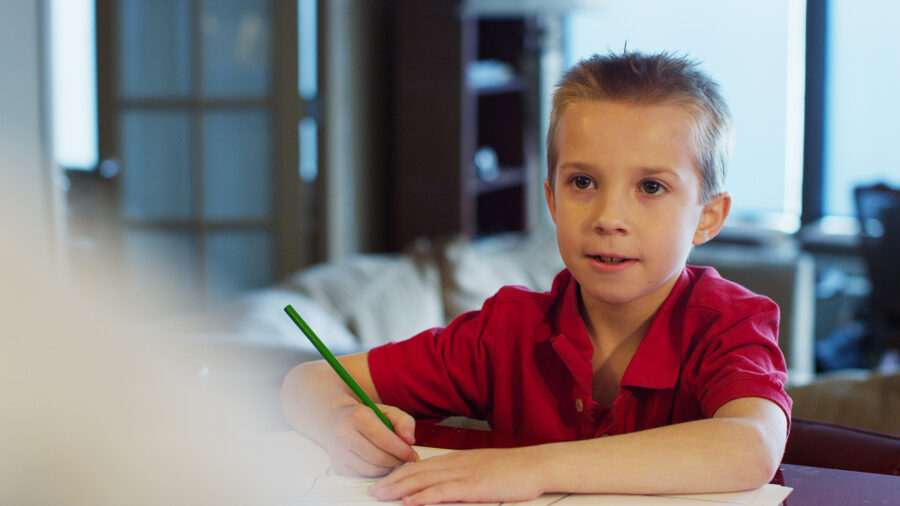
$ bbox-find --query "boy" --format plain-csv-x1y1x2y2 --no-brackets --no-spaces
281,51,791,505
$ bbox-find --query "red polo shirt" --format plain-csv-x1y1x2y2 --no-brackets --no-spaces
368,266,792,441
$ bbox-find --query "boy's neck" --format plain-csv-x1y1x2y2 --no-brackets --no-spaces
576,273,680,350
578,294,653,350
578,288,662,407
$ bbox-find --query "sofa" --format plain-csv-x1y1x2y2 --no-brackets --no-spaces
169,223,900,475
171,223,854,429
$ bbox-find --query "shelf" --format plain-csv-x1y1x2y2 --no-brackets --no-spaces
465,58,523,93
477,92,525,168
467,77,524,95
392,2,538,247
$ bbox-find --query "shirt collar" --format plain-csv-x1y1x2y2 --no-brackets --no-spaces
619,268,690,390
549,270,594,393
548,267,690,393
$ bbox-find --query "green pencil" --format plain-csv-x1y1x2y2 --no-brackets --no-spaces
284,304,395,432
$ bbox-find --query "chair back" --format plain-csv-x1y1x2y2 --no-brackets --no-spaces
854,184,900,352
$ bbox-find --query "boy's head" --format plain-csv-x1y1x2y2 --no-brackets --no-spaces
544,51,734,313
546,51,734,204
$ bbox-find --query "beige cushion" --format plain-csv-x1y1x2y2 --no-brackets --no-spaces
438,223,565,321
206,288,360,354
285,248,443,349
787,370,900,435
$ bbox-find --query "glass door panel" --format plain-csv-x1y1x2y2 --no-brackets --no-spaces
201,0,272,97
206,229,274,304
120,111,193,220
202,109,273,220
118,0,192,98
97,0,311,311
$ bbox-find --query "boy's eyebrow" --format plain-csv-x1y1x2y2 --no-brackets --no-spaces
557,161,594,172
637,166,685,181
559,162,686,181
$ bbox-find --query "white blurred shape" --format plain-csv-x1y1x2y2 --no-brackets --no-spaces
0,186,321,505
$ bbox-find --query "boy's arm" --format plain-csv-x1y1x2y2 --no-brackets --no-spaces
369,396,787,505
280,352,419,476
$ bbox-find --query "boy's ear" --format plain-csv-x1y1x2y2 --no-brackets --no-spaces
692,193,731,245
544,179,558,224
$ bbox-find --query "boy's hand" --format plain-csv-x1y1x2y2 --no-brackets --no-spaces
368,447,545,505
328,402,418,477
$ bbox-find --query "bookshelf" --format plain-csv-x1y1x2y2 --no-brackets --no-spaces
392,1,541,248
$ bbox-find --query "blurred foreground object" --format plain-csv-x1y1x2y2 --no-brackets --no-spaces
0,187,315,505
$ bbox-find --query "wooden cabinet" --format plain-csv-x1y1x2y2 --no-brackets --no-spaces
392,1,541,249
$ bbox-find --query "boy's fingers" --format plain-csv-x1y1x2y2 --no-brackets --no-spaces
329,403,418,476
331,430,403,476
381,405,417,445
331,452,390,477
371,460,464,503
379,405,420,462
352,432,408,469
354,405,418,464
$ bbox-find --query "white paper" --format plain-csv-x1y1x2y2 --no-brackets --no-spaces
301,443,792,505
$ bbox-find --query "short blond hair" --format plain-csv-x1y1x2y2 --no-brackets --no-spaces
547,51,734,203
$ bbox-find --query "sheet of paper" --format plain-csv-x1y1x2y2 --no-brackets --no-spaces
552,484,791,505
304,474,565,505
303,446,528,505
302,444,792,505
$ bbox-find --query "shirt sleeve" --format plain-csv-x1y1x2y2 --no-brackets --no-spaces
368,294,500,420
685,296,793,426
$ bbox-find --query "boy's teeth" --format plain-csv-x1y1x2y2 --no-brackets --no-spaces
597,256,626,263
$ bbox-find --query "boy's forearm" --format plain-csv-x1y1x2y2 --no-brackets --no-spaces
369,402,785,504
535,414,783,495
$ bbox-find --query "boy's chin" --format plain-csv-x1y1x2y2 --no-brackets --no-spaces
576,268,683,309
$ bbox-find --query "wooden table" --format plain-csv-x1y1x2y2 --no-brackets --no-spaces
415,420,900,506
775,464,899,505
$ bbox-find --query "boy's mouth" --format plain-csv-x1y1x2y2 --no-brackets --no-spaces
588,255,633,264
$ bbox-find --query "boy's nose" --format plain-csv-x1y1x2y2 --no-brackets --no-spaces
591,193,629,235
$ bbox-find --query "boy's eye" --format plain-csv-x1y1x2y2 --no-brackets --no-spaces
640,180,665,194
572,175,594,190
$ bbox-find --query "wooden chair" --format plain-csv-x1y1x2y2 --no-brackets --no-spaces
783,417,900,475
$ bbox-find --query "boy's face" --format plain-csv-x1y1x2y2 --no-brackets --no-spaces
545,100,729,314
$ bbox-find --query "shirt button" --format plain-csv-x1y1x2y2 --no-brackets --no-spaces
575,398,584,413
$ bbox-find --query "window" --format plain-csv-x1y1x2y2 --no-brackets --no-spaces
561,0,806,231
298,0,318,183
53,0,318,310
49,0,98,171
823,0,900,218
